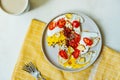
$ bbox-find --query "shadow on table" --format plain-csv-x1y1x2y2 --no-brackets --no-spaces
30,0,49,10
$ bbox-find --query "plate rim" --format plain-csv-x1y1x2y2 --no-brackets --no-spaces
41,12,103,72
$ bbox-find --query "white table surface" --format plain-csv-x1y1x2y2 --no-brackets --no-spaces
0,0,120,79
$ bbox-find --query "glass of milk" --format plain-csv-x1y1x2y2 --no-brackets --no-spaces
0,0,30,15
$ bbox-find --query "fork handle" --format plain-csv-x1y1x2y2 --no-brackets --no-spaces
37,75,46,80
40,76,46,80
36,78,39,80
36,77,45,80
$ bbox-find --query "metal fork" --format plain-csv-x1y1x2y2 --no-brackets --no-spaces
22,62,46,80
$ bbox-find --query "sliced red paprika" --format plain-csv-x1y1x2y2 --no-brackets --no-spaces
59,50,68,59
83,37,93,46
57,18,66,28
72,49,80,59
48,21,56,30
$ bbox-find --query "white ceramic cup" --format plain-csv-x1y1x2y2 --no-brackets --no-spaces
0,0,30,15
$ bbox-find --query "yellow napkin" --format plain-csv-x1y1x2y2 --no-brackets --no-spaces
89,46,120,80
12,19,92,80
12,19,120,80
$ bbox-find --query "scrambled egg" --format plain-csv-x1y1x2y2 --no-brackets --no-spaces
65,13,73,19
47,31,66,46
63,56,88,69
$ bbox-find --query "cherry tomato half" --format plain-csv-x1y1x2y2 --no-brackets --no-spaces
83,37,93,46
74,32,81,43
72,49,80,59
72,20,80,28
57,18,66,28
59,50,68,59
48,21,56,30
69,39,78,49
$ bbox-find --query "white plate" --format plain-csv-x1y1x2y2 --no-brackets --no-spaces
41,13,102,72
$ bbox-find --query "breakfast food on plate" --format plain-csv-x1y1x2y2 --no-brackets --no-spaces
46,13,100,69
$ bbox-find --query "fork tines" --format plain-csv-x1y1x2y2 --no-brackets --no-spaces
22,62,37,73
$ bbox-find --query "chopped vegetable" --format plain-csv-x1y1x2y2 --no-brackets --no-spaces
48,21,56,30
72,20,81,28
57,18,66,28
83,37,93,46
72,49,80,59
59,50,68,59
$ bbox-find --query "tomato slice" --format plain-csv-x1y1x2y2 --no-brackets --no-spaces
59,50,68,59
48,21,56,30
57,18,66,28
83,37,93,46
69,39,78,49
72,49,80,59
74,32,81,43
72,20,80,28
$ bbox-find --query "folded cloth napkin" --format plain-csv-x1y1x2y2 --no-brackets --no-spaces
12,19,120,80
89,46,120,80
